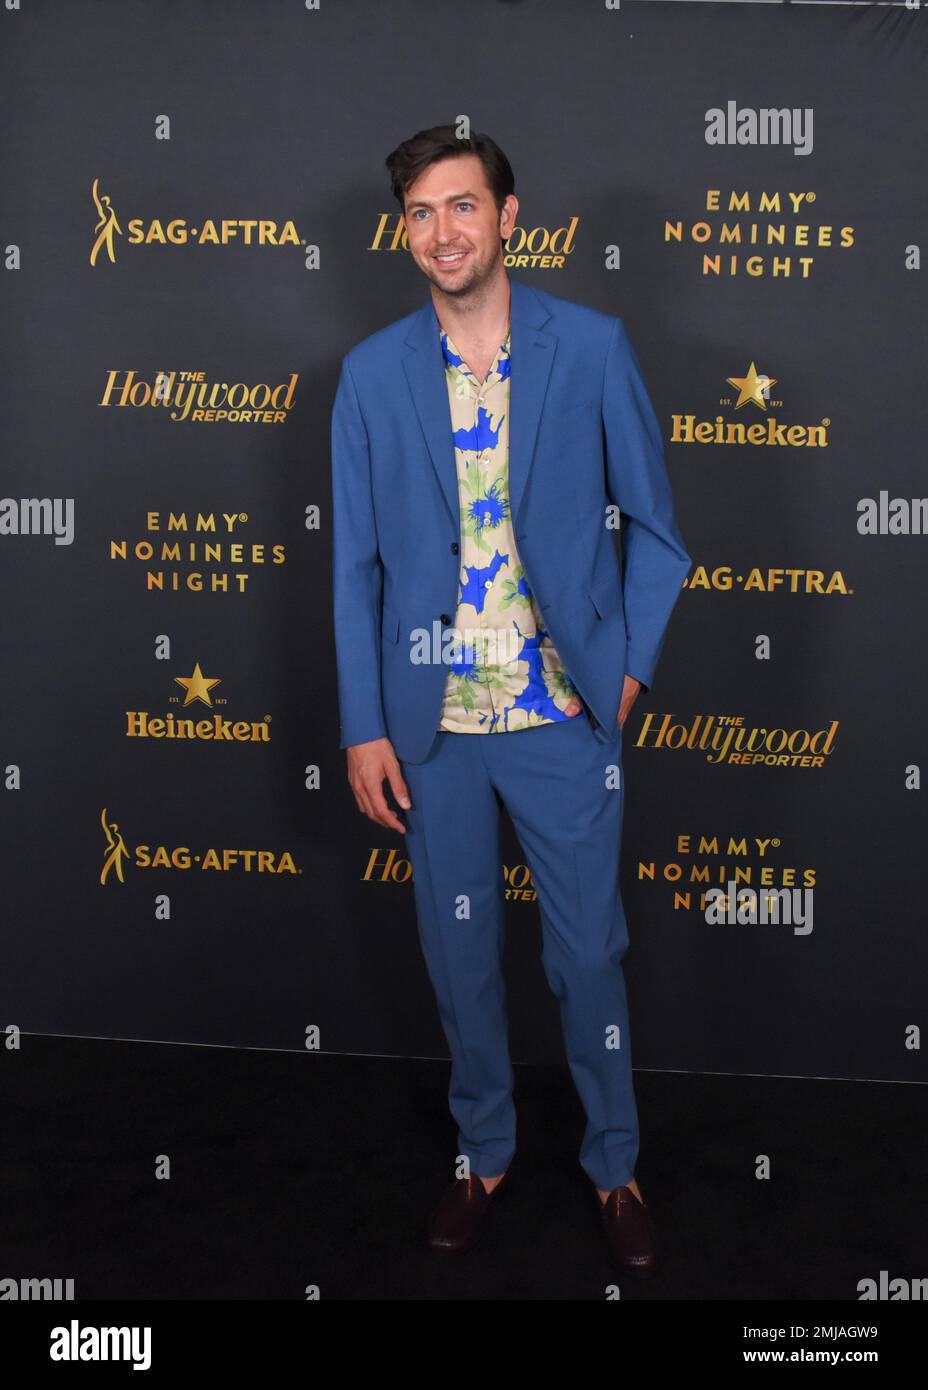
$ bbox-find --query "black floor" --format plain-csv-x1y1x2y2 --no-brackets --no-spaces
2,1037,924,1300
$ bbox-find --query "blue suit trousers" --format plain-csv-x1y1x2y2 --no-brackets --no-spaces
400,711,639,1192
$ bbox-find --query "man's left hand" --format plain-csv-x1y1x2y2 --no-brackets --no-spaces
563,673,642,728
617,674,642,728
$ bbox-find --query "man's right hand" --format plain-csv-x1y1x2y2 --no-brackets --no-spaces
346,737,412,833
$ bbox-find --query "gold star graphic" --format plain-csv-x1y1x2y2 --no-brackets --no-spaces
174,662,222,707
726,362,777,410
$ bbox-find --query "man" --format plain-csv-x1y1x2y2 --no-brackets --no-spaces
331,126,690,1276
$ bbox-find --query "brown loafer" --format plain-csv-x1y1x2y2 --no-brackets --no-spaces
599,1183,659,1278
427,1166,511,1256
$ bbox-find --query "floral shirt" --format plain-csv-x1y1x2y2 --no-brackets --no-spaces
436,324,579,733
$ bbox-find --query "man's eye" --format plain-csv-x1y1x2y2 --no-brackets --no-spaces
457,203,472,212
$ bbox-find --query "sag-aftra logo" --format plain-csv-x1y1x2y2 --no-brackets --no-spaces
90,178,305,265
99,809,299,884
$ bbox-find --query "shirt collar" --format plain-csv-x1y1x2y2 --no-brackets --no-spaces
439,324,511,381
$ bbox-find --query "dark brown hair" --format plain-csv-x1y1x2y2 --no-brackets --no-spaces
385,124,515,219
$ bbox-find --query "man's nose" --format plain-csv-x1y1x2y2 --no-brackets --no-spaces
434,210,455,243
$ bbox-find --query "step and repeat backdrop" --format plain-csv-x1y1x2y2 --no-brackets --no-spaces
1,1,925,1081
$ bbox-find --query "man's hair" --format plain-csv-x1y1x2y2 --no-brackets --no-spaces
384,124,515,220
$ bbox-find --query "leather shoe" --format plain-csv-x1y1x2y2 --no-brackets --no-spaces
598,1182,659,1277
427,1166,511,1256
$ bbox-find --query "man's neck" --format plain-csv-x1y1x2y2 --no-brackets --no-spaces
431,266,511,348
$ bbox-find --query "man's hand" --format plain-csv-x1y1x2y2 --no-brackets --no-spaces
617,674,642,728
563,673,642,728
346,736,411,833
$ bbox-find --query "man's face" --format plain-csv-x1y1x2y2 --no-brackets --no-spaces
402,152,518,297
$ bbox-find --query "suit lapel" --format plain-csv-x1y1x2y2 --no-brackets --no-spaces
401,274,557,530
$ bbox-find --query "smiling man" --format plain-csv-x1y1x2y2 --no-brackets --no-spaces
330,125,690,1276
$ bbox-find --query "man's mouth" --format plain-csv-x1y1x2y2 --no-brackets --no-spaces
433,250,469,268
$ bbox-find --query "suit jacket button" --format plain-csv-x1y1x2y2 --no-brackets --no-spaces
440,614,452,624
450,542,459,554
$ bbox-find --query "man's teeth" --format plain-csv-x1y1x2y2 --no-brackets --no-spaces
436,251,466,262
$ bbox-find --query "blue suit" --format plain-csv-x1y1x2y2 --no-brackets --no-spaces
331,276,690,1190
331,275,691,765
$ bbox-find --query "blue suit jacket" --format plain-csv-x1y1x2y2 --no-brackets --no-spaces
331,274,691,765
